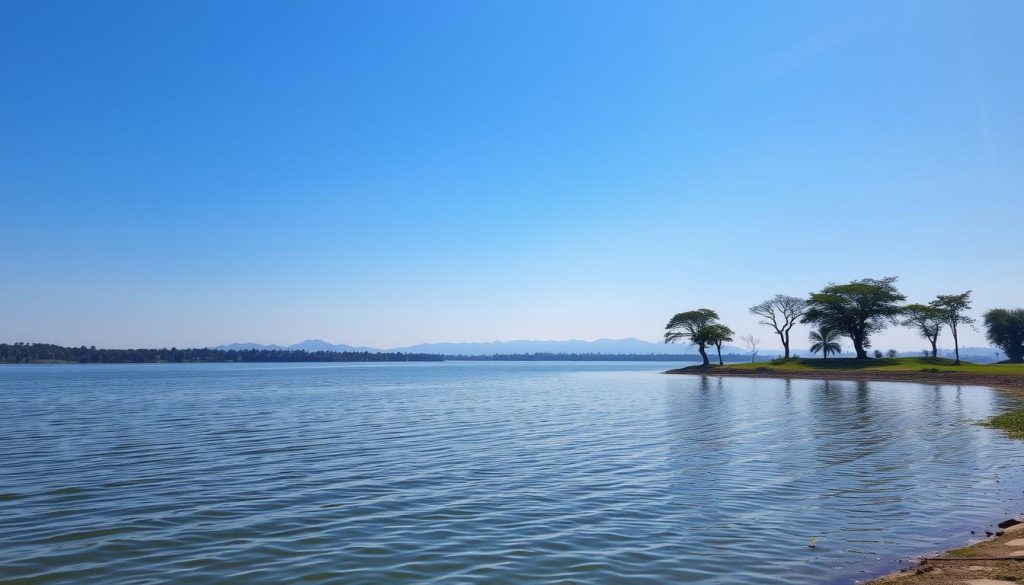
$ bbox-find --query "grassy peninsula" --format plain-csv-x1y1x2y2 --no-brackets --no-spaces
665,356,1024,393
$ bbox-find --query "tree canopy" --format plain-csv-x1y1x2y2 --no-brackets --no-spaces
930,291,975,365
665,308,722,366
984,308,1024,363
901,303,944,358
801,277,906,359
705,323,735,366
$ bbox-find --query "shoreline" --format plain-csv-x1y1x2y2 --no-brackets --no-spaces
666,365,1024,583
664,365,1024,395
868,519,1024,584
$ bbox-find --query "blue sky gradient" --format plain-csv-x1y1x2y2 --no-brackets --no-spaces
2,1,1022,350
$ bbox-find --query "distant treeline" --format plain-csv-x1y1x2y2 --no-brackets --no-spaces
0,343,735,364
0,343,446,364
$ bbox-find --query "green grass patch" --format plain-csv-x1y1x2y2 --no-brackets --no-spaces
721,357,1024,375
981,410,1024,439
945,544,978,558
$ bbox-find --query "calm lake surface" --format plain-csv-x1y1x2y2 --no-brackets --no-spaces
3,362,1024,584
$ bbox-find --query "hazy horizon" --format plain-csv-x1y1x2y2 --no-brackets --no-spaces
3,1,1022,352
6,332,1003,356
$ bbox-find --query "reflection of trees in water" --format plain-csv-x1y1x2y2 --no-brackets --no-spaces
805,379,889,471
662,375,737,525
657,373,1024,571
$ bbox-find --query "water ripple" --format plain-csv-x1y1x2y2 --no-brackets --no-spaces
2,362,1024,584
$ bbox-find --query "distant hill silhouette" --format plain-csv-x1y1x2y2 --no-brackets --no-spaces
214,337,775,356
216,339,379,352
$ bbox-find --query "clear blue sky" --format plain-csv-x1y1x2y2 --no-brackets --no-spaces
2,0,1021,350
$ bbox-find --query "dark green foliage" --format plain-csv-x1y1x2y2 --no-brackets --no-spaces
808,327,842,359
984,308,1024,362
801,277,906,359
664,308,723,366
704,323,735,366
930,291,975,365
0,344,756,364
0,343,445,364
902,303,944,357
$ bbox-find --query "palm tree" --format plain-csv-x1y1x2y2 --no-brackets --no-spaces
808,327,842,360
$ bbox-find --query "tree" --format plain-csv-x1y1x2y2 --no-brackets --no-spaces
886,349,897,358
801,277,906,359
664,309,721,366
741,334,760,363
901,304,944,358
983,308,1024,363
808,327,842,360
749,295,806,359
705,323,735,365
930,291,975,365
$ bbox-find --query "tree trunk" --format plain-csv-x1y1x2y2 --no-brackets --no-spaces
780,332,790,359
717,344,723,365
698,344,709,366
930,338,937,358
1008,346,1024,363
852,337,867,359
952,327,960,365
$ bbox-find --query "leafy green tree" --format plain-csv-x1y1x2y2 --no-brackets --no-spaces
749,295,806,359
808,327,842,360
983,308,1024,363
705,323,735,365
901,304,944,358
930,291,974,365
801,277,906,359
664,308,721,366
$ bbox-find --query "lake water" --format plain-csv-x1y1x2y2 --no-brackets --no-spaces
3,362,1024,584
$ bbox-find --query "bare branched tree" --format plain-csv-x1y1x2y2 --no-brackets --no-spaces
740,334,760,363
749,295,806,359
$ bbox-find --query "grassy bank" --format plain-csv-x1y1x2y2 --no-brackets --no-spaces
665,357,1024,394
717,356,1023,375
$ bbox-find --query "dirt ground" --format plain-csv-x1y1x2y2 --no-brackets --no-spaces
869,522,1024,584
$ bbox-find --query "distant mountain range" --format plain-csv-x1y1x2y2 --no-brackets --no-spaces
212,338,1005,361
216,340,379,353
213,338,773,356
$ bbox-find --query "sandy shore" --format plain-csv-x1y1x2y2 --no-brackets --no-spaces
868,520,1024,584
